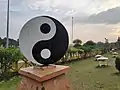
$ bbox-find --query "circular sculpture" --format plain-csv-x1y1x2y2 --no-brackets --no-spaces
19,16,69,65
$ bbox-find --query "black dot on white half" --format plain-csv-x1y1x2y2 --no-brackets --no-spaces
40,23,51,34
32,16,69,65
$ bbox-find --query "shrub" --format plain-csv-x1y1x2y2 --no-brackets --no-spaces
0,47,24,81
115,57,120,73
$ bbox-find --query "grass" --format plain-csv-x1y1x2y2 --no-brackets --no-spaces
0,76,21,90
66,52,120,90
0,52,120,90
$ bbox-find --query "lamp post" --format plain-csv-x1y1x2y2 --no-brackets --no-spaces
71,16,73,43
6,0,10,48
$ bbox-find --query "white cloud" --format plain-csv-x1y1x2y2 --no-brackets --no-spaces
88,0,120,14
23,0,120,17
1,0,120,42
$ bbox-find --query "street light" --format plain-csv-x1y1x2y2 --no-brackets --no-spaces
71,16,73,43
6,0,10,48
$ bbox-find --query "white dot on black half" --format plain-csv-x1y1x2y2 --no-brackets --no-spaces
41,49,51,59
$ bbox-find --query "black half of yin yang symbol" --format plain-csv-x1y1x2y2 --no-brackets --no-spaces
32,16,69,65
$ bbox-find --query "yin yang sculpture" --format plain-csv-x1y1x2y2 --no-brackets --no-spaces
19,16,69,65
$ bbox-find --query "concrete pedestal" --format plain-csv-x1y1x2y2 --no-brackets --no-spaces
17,65,71,90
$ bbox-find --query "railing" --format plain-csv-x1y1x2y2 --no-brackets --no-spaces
15,50,103,69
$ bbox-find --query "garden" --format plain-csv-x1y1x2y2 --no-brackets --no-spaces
0,38,120,90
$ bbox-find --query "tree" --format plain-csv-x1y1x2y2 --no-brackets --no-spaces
117,37,120,49
17,39,19,46
117,37,120,42
79,46,92,58
68,46,78,53
84,40,96,46
0,37,3,46
96,42,104,48
2,37,19,47
73,39,82,48
109,42,117,51
80,46,91,53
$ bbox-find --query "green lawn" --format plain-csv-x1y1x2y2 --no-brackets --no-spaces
67,53,120,90
0,52,120,90
0,76,21,90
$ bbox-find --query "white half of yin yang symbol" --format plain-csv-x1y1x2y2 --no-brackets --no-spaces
19,16,69,65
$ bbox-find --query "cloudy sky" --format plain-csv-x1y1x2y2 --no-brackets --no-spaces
1,0,120,43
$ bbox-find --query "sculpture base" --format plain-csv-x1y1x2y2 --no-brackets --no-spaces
17,65,71,90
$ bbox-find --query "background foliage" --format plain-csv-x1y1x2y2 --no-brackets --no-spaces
0,37,120,81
